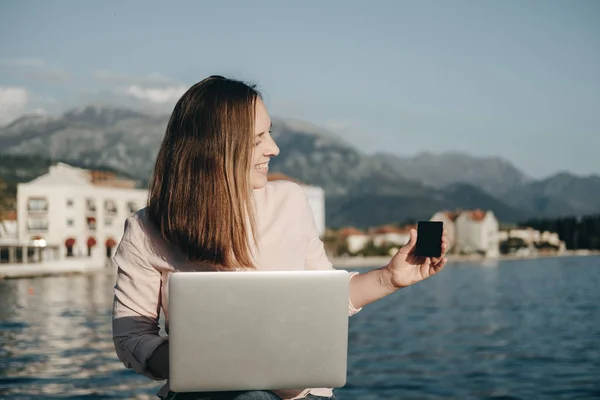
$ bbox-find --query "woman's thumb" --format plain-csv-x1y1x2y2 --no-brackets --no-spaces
399,229,417,254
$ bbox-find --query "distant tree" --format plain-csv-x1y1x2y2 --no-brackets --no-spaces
499,222,518,231
535,241,559,251
522,213,600,250
400,218,417,226
357,239,393,257
0,177,15,229
322,230,352,257
336,240,350,257
500,237,528,254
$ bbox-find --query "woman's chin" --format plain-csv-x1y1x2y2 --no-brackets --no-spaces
250,174,268,190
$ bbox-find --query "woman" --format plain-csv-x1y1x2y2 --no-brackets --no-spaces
112,75,448,400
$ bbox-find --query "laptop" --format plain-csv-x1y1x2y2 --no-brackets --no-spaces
168,269,351,393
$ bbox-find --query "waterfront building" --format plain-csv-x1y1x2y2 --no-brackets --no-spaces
369,225,411,248
497,227,565,253
453,209,500,258
430,210,461,253
335,224,412,255
16,163,147,263
13,164,327,264
337,227,369,254
429,209,501,258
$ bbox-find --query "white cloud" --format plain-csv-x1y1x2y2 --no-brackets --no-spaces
0,57,70,83
122,85,187,104
0,61,188,116
93,70,188,109
0,87,30,124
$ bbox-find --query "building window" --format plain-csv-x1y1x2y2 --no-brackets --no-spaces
105,218,113,227
67,219,74,227
87,217,97,231
86,198,96,212
66,198,74,207
27,198,48,212
105,199,117,215
127,201,138,214
28,219,49,232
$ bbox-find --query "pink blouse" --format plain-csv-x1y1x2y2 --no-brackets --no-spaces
112,180,361,399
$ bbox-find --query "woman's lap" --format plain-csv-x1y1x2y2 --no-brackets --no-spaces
161,391,332,400
162,391,276,400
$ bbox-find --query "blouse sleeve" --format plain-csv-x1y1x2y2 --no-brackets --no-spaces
112,215,168,380
300,188,362,316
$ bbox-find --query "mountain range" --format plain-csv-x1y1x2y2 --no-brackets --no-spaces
1,105,599,229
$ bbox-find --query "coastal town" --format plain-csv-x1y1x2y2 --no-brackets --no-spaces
326,210,566,260
0,162,572,278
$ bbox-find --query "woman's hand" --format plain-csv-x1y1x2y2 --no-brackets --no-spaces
384,228,449,289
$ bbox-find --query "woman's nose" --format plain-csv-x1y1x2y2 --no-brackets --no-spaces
265,137,280,157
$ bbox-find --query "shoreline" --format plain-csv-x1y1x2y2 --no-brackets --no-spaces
1,250,598,279
0,259,109,279
331,249,600,269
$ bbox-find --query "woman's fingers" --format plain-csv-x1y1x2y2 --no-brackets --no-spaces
433,234,449,265
420,257,432,277
432,242,447,265
430,257,447,275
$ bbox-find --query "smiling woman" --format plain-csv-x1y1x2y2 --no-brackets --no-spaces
147,75,267,271
111,75,448,400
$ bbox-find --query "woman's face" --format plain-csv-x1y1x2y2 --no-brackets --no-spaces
250,98,279,189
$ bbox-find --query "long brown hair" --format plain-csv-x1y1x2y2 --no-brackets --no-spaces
147,75,260,270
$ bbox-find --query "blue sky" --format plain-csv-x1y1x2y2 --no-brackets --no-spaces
1,0,599,179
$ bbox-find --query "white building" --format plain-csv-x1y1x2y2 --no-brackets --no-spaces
338,227,369,254
454,209,500,258
15,166,327,264
430,211,460,253
540,231,561,247
17,163,147,263
370,225,411,248
336,224,412,255
502,227,540,246
498,227,564,251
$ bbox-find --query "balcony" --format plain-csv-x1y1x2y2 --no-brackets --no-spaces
27,219,49,232
27,207,48,214
27,198,49,215
86,198,97,211
104,200,118,217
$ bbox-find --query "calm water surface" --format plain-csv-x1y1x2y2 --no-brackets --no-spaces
1,256,599,399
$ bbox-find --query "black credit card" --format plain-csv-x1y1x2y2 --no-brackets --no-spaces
415,221,443,257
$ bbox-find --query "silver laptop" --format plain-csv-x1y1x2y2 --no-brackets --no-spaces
168,269,350,393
